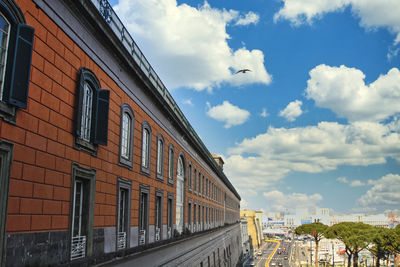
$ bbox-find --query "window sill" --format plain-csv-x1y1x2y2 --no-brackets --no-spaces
140,168,151,177
0,101,17,124
74,136,98,156
118,157,133,170
156,174,164,182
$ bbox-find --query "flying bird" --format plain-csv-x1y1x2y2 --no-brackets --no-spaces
235,69,251,74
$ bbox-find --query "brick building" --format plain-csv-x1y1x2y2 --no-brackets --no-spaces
0,0,241,265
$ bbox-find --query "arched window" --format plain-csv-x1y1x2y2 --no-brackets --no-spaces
140,121,151,175
156,134,164,180
81,83,93,142
188,162,192,191
119,104,134,168
120,113,131,158
75,68,110,155
175,156,185,233
168,143,174,184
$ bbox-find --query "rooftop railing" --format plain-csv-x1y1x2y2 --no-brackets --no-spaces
90,0,240,200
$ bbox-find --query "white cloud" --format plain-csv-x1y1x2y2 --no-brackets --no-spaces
238,188,259,197
260,108,269,118
350,180,365,187
306,65,400,122
337,176,349,183
241,199,249,208
274,0,400,44
274,0,349,26
337,176,365,186
357,174,400,210
263,190,323,213
183,98,194,106
206,101,250,128
235,11,259,26
279,100,303,122
225,120,400,190
114,0,271,91
387,47,400,61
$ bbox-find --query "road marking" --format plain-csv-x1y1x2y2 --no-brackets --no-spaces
265,240,280,267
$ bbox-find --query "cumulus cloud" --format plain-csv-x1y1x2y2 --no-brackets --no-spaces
357,174,400,210
337,176,349,183
114,0,271,91
274,0,400,44
306,65,400,122
350,180,365,187
206,101,250,128
337,176,365,186
274,0,349,25
238,188,259,197
279,100,303,122
183,98,194,106
263,190,323,213
260,108,269,118
241,199,249,208
225,120,400,190
235,11,259,26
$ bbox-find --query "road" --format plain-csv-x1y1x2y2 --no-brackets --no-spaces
269,240,293,267
293,241,309,265
244,239,294,267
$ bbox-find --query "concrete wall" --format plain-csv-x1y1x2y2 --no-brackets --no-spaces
102,223,242,267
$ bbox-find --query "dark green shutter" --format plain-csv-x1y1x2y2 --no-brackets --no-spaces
93,89,110,145
7,24,34,109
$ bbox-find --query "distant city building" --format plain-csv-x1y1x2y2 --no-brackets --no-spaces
241,210,263,249
240,218,251,257
278,208,397,228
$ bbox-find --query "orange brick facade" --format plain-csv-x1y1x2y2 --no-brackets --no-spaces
0,0,241,265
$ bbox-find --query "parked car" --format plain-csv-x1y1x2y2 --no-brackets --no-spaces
257,251,262,256
284,256,288,260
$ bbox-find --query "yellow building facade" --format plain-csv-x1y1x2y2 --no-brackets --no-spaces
240,210,263,249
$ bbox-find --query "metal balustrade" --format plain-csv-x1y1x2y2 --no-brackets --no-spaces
155,227,160,241
117,231,126,250
90,0,240,201
167,227,172,239
71,235,86,260
139,230,146,245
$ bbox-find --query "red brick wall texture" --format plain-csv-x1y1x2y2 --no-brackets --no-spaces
1,0,236,234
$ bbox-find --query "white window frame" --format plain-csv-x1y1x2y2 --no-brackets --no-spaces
80,83,93,142
120,112,131,159
168,144,174,184
119,104,134,168
0,12,10,100
156,134,164,181
140,121,151,175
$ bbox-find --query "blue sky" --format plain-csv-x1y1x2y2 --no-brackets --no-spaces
110,0,400,214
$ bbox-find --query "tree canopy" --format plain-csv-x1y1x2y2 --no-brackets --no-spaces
295,222,328,267
295,222,328,242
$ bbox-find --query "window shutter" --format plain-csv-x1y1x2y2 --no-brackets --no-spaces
7,24,34,109
93,89,110,145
